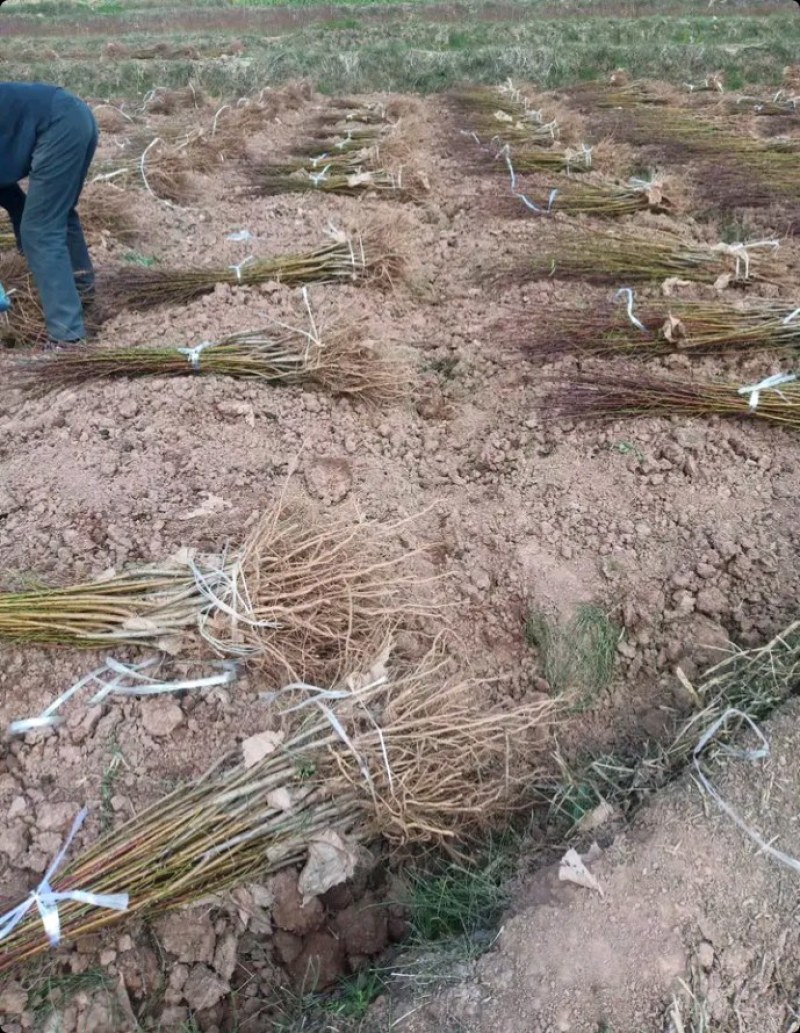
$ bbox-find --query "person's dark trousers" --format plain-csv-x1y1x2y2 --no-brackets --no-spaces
20,91,98,342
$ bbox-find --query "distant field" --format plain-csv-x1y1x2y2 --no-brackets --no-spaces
1,0,798,98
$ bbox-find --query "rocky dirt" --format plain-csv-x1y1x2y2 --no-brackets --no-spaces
0,81,799,1031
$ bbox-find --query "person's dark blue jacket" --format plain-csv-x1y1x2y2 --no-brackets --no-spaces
0,82,61,246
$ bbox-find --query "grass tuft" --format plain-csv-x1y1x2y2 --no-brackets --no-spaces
403,838,516,943
526,603,619,708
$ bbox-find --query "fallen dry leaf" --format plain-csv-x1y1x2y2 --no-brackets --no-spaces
558,847,604,896
241,730,284,769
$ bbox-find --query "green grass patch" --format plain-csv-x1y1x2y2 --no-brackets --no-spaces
526,603,619,709
26,966,119,1031
403,835,518,943
0,10,797,97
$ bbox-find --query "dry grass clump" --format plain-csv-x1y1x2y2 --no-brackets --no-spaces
544,371,800,430
80,182,140,245
101,224,404,312
21,324,407,406
545,620,800,828
144,84,204,114
510,297,800,360
90,103,134,135
91,133,202,205
0,648,555,970
0,498,418,682
496,228,781,287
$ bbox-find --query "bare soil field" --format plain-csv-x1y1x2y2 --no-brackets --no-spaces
0,70,799,1032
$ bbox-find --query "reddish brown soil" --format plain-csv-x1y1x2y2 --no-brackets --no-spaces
0,83,799,1031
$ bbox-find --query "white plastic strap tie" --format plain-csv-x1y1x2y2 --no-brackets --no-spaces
782,307,800,325
90,658,238,702
715,239,779,280
566,144,592,175
177,339,214,370
8,658,238,734
309,164,332,187
310,153,329,168
502,147,517,192
189,556,278,657
348,236,358,276
262,677,392,792
614,287,647,334
0,808,129,946
226,229,252,243
737,372,797,410
693,708,800,876
228,256,254,282
516,188,558,215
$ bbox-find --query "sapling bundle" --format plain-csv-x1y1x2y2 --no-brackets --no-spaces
498,229,781,286
563,78,672,111
255,149,370,180
290,127,386,158
0,254,47,346
0,650,556,970
254,167,410,200
0,255,108,348
312,104,391,134
0,221,15,250
449,84,559,150
545,371,800,430
0,500,416,684
22,322,405,405
102,227,401,312
728,93,799,117
694,144,800,214
250,145,411,199
504,144,593,175
511,297,800,361
495,178,670,219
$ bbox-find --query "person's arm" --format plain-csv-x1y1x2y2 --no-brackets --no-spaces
0,184,25,250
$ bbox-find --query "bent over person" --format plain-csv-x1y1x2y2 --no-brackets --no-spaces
0,82,98,345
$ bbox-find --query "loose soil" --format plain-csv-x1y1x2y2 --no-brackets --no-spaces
390,697,800,1033
0,81,798,1031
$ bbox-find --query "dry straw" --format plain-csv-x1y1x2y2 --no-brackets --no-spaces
79,182,140,246
0,499,419,686
511,297,800,360
545,370,800,430
544,620,800,828
0,649,555,970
